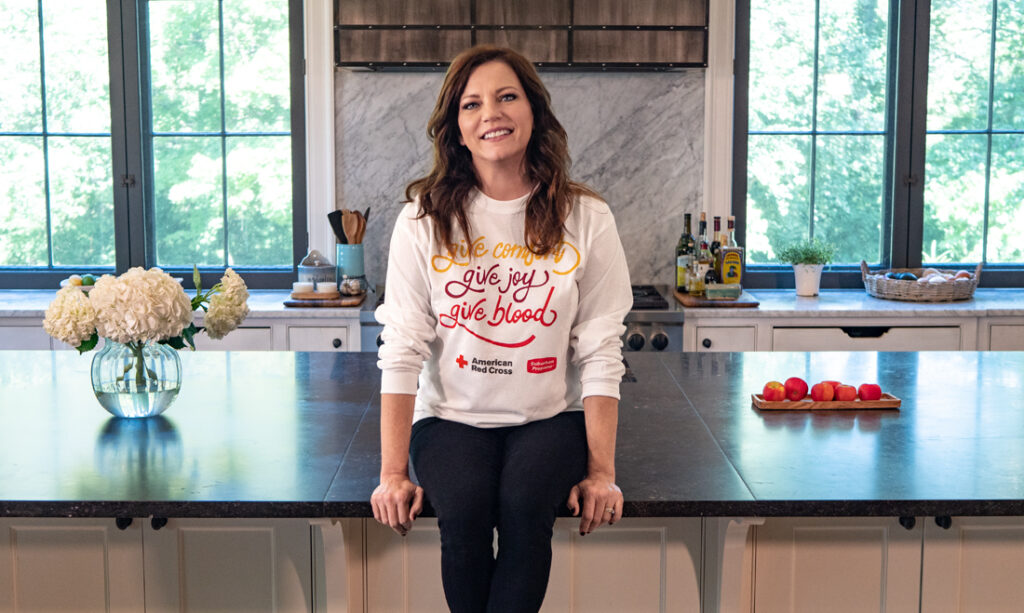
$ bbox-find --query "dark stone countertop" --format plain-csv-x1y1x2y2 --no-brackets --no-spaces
3,350,1024,518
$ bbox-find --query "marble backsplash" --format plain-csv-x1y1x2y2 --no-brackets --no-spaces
335,70,704,287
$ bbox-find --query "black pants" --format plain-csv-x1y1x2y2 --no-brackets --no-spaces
409,411,588,613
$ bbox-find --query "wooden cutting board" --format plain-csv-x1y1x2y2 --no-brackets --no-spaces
674,290,760,308
284,294,366,308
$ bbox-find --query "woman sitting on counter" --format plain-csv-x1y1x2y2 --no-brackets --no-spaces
371,45,633,612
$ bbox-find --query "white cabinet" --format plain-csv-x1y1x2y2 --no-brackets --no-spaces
287,326,353,351
0,517,318,613
0,325,52,350
694,326,757,352
194,326,273,351
0,517,145,612
143,518,312,613
359,517,701,612
772,325,962,351
747,516,1024,613
751,517,922,612
987,323,1024,350
920,516,1024,612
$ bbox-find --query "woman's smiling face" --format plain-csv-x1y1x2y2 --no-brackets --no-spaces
457,60,534,172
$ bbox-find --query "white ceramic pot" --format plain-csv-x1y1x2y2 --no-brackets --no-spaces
793,264,825,297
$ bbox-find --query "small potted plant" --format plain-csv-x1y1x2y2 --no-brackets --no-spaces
776,238,837,297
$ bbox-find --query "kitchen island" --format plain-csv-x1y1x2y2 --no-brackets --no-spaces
2,350,1023,611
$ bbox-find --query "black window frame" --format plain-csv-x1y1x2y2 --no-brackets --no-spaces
0,0,306,290
733,0,1024,289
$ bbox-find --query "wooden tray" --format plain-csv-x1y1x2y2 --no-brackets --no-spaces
291,291,341,300
675,290,760,308
284,293,366,308
751,393,901,411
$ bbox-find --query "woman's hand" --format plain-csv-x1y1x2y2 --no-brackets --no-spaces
567,473,623,535
371,472,424,536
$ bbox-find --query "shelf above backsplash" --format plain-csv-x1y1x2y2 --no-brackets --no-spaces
334,0,708,71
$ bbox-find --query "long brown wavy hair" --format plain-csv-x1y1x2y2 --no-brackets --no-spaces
404,45,599,256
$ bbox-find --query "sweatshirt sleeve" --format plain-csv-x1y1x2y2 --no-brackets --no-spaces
569,202,632,400
375,203,437,395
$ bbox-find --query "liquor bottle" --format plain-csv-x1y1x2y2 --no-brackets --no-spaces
719,215,744,285
690,213,713,296
711,215,723,278
675,213,695,293
711,216,722,256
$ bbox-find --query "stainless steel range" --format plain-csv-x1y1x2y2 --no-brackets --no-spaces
359,284,684,352
622,284,684,352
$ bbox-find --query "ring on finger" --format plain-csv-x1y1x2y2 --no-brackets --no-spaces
605,507,615,515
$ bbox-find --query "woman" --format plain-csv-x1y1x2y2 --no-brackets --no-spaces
371,45,632,612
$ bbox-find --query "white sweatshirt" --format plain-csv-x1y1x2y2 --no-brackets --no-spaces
376,190,632,427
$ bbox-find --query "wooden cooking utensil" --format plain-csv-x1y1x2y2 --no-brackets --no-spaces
354,212,366,244
341,209,360,245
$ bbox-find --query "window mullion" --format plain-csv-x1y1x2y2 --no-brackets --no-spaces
36,1,55,268
896,0,931,269
981,0,999,265
218,0,229,268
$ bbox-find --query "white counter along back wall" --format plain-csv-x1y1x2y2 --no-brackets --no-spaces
335,70,704,288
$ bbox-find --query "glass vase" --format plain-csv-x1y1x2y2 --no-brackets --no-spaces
90,339,182,418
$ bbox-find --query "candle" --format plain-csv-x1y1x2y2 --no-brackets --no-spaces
315,282,337,293
292,281,314,293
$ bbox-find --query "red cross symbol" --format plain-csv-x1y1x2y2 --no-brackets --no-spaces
456,355,468,369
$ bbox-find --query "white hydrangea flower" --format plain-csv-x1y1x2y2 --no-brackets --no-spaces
42,286,97,347
88,267,192,344
204,268,250,340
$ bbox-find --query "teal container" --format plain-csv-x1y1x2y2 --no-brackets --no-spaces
336,244,365,279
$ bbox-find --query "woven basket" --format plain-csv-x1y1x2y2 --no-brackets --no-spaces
860,261,981,302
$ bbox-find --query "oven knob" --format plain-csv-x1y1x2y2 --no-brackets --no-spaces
650,331,669,351
626,331,645,351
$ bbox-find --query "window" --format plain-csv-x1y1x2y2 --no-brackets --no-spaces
0,0,305,289
735,0,1024,286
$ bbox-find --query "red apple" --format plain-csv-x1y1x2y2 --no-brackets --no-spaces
858,383,883,401
784,377,809,401
823,380,842,390
763,381,786,402
835,384,858,401
810,381,835,402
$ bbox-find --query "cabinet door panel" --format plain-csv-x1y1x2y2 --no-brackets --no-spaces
0,518,144,613
195,327,272,351
696,326,756,352
922,517,1024,612
143,518,311,613
0,326,51,350
288,326,350,351
363,517,700,612
753,517,921,613
989,325,1024,351
772,326,961,351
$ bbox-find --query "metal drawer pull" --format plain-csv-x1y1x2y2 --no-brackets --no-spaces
332,338,342,348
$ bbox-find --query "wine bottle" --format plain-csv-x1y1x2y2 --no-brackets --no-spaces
690,213,713,296
675,213,695,293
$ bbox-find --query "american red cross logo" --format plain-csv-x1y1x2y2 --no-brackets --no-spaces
456,355,468,368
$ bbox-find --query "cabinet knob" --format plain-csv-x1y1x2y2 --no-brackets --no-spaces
898,516,915,530
935,515,952,530
332,338,342,349
115,517,133,530
376,334,384,347
151,517,168,531
702,338,712,349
